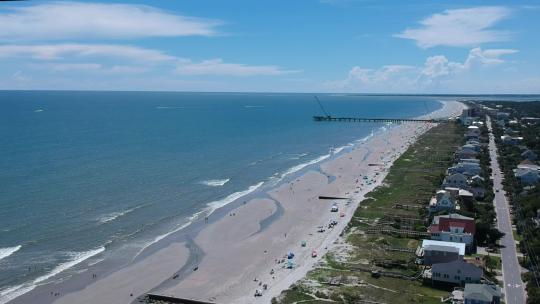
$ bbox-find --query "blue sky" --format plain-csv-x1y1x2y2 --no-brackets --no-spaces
0,0,539,93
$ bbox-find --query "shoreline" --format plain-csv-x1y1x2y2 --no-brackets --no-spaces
5,100,465,304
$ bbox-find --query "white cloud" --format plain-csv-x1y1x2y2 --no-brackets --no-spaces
29,63,148,74
0,43,295,76
420,47,518,81
0,44,175,62
348,65,415,83
175,59,300,76
463,47,518,66
46,63,102,71
11,71,30,83
0,2,221,41
327,47,517,92
395,6,511,48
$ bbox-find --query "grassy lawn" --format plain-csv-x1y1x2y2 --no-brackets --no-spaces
513,229,523,242
273,122,463,304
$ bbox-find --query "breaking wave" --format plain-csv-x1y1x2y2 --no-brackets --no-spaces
0,246,21,262
200,179,230,187
0,247,105,304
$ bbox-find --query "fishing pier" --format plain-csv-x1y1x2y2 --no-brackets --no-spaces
311,96,447,124
313,116,443,123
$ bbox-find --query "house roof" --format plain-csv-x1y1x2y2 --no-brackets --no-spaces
421,240,465,255
471,175,484,181
434,213,474,222
424,245,459,254
464,284,501,302
432,259,481,273
447,173,467,180
520,159,536,166
432,214,475,234
459,189,473,197
517,160,540,170
522,149,537,157
514,168,540,178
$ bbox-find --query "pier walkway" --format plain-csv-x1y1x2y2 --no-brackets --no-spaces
313,116,444,123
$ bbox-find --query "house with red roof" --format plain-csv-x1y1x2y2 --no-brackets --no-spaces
429,213,476,252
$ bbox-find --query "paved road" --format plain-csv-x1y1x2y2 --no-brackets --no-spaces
486,116,526,304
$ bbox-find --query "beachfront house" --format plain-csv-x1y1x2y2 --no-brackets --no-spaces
521,149,538,161
418,240,465,265
462,144,481,154
470,175,485,185
464,284,502,304
467,126,481,137
442,173,468,189
429,260,482,286
430,214,475,250
469,187,486,199
465,132,480,141
467,139,481,146
448,162,481,177
428,190,456,213
456,150,479,160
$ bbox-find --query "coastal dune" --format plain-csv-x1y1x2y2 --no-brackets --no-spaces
40,100,466,304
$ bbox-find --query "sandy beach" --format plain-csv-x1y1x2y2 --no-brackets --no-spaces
21,100,465,304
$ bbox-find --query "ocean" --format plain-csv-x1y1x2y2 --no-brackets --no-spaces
0,91,443,303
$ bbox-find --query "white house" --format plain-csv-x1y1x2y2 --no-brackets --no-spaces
419,240,465,266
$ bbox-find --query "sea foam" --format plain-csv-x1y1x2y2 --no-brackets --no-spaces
200,179,230,187
0,246,21,262
0,247,104,304
97,206,140,224
206,182,264,212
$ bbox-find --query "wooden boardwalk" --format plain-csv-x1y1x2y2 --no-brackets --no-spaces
145,294,216,304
